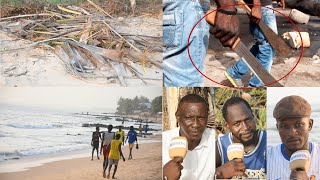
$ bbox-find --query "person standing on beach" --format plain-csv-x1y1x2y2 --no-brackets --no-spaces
115,126,125,146
91,126,101,160
139,124,143,137
101,125,115,177
144,122,148,137
125,126,138,160
106,134,126,179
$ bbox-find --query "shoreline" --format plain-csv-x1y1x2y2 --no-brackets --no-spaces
0,135,161,174
0,141,161,180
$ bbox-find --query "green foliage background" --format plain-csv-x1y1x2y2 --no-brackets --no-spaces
214,88,266,134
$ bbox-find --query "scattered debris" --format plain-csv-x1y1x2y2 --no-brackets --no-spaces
0,1,162,86
284,57,297,64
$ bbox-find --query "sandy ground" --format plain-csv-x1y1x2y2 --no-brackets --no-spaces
205,7,320,87
0,142,161,180
0,16,162,87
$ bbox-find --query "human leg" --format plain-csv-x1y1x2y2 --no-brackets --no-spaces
112,165,118,179
107,164,112,179
226,5,277,87
247,5,277,87
91,147,94,160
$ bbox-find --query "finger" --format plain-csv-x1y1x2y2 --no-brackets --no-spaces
178,163,184,170
235,163,246,172
173,157,183,163
233,158,243,162
233,171,246,177
220,32,235,44
222,32,239,47
220,32,233,43
211,27,225,39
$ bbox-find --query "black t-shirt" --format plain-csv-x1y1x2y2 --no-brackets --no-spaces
244,0,272,6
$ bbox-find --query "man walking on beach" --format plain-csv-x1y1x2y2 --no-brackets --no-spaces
267,95,320,179
106,134,125,179
215,97,266,179
91,126,101,160
125,126,138,160
115,126,125,146
101,125,115,177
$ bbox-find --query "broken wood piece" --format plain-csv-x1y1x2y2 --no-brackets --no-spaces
0,13,57,21
70,42,105,68
67,5,91,15
67,39,125,63
100,20,162,68
108,61,127,86
57,5,82,15
86,0,114,19
79,17,92,44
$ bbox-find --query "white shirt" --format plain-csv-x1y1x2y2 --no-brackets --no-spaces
162,127,216,180
267,142,320,180
102,131,114,146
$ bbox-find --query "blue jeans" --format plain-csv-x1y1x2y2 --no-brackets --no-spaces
163,0,210,87
226,5,278,87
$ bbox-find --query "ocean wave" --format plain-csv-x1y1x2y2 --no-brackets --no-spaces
8,124,63,129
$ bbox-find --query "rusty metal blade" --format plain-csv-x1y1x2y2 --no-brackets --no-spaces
258,21,292,57
234,41,284,87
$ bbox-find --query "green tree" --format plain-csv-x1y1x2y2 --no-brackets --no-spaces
151,96,162,114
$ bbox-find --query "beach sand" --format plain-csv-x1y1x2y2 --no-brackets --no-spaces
0,142,161,180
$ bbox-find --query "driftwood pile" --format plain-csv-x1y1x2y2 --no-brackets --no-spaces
0,0,162,86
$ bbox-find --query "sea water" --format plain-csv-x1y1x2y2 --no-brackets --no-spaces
0,106,161,164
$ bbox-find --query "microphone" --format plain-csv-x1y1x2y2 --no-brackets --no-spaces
169,137,188,160
227,143,244,160
290,150,311,171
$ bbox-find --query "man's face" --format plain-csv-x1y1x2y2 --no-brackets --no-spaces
176,102,208,141
225,103,256,144
277,117,313,152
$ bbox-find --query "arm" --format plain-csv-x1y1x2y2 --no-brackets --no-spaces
135,131,138,143
250,0,262,24
125,132,129,143
91,132,94,146
100,132,105,154
208,0,240,47
119,143,125,161
216,141,222,167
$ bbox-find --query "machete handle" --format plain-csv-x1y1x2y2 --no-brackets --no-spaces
205,10,216,25
238,0,252,14
231,37,241,50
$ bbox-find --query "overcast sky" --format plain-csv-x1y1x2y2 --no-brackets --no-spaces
0,87,162,112
267,87,320,106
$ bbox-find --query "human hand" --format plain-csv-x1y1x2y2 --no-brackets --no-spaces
215,158,247,179
163,157,184,180
290,170,309,180
277,0,285,9
250,6,262,24
209,11,240,48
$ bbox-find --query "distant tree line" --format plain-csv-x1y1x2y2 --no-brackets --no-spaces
116,96,162,115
